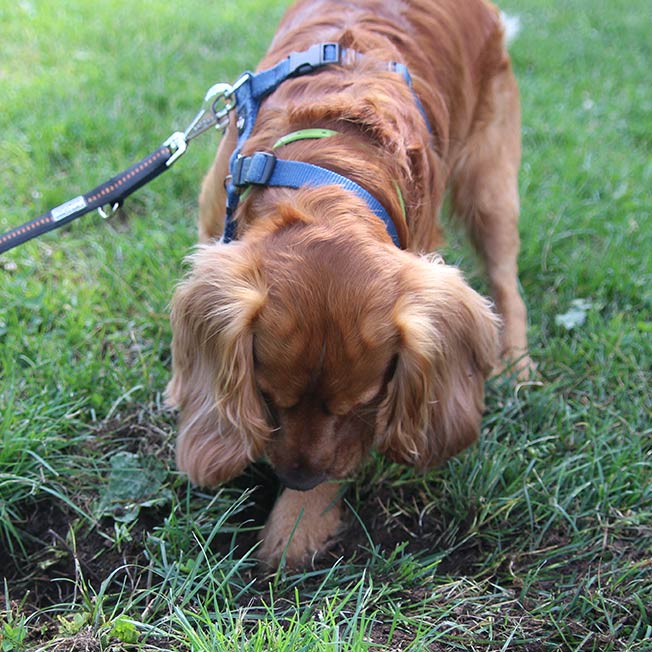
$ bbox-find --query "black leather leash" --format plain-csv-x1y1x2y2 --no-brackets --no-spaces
0,83,236,255
2,43,431,256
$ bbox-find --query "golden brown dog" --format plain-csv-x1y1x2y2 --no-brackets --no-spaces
168,0,532,569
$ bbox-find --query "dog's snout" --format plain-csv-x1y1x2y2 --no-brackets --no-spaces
276,465,326,492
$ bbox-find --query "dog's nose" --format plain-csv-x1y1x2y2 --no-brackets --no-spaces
276,466,325,492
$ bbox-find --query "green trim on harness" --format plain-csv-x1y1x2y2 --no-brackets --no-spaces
273,128,340,149
393,181,406,220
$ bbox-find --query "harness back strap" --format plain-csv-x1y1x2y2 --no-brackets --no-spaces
223,42,432,248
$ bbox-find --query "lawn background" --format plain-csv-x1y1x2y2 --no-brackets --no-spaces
1,0,651,650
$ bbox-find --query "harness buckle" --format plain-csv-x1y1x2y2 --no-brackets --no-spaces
232,152,277,187
288,42,340,76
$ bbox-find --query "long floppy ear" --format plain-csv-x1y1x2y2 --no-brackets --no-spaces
377,254,499,468
166,242,269,486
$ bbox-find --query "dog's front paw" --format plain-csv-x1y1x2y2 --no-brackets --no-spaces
259,482,344,570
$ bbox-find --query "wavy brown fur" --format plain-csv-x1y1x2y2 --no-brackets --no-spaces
169,0,532,569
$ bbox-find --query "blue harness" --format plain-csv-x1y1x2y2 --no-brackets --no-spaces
223,42,431,248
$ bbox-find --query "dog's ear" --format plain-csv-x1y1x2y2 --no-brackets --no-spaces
167,242,269,486
377,255,499,468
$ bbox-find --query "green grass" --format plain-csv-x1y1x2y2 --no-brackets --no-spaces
1,0,651,650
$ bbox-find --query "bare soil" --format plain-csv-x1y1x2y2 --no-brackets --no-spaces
1,462,478,611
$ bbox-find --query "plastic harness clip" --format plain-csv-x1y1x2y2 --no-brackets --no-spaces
232,152,277,187
288,43,340,76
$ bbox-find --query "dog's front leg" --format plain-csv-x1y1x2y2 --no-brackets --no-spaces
259,482,344,570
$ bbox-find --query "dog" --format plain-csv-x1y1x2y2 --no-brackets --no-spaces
167,0,532,569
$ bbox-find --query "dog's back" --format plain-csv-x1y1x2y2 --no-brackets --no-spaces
264,0,508,160
233,0,512,251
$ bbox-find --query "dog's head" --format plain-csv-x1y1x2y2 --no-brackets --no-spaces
168,202,498,490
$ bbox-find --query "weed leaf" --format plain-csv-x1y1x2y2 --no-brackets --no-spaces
96,451,172,523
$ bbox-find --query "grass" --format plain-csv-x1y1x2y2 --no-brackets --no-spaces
0,0,650,650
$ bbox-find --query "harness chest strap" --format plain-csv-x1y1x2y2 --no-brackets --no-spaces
232,151,403,247
238,128,408,226
272,129,408,221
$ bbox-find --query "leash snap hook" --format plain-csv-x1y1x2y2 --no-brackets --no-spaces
184,82,235,143
163,81,240,168
206,84,235,131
